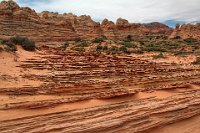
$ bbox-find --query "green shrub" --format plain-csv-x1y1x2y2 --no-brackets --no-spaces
184,38,199,45
131,50,144,54
96,46,102,51
127,35,133,41
75,40,88,47
108,46,119,54
107,46,131,54
93,38,104,43
5,40,17,51
119,46,127,51
10,36,36,51
120,41,136,48
0,39,17,51
143,42,158,47
139,40,145,45
103,46,108,51
142,47,167,52
119,46,131,54
96,45,108,51
166,42,181,49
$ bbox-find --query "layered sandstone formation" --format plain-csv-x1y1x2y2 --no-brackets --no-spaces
0,1,173,45
1,47,200,132
1,1,200,45
1,1,200,133
0,1,78,45
170,23,200,41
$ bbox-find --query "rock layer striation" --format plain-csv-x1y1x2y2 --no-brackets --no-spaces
0,1,174,45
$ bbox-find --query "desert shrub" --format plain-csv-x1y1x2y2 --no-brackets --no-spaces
131,50,144,54
153,53,165,59
103,46,108,50
119,46,127,52
143,42,158,47
93,38,104,43
107,46,119,54
5,40,17,51
142,47,167,52
127,35,133,41
107,46,131,54
0,39,17,51
192,57,200,65
110,46,118,50
96,46,102,51
119,46,131,54
96,45,108,52
10,36,36,51
120,41,136,48
75,40,88,47
139,40,146,45
166,42,181,49
1,39,8,44
184,38,199,44
141,41,168,52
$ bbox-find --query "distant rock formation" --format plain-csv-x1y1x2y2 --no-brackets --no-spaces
170,23,200,40
2,0,199,46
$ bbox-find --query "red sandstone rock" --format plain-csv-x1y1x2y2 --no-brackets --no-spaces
0,1,174,45
170,23,200,41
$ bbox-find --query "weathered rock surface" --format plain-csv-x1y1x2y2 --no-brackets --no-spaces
0,1,173,45
170,23,200,41
1,1,200,133
1,47,200,133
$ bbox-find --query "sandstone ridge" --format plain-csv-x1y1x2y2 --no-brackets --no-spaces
170,23,200,41
0,0,174,45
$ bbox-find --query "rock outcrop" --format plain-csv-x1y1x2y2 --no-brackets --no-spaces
0,0,173,45
0,1,79,46
170,23,200,41
1,47,200,132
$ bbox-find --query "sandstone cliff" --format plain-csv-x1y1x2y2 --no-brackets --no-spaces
0,1,79,46
0,1,173,45
170,23,200,41
1,0,199,46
